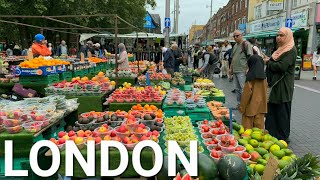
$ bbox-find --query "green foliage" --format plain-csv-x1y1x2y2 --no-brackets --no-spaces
0,0,156,47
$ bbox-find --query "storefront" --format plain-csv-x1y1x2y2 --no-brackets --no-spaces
245,10,309,57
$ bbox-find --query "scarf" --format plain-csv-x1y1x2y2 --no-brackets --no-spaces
246,54,266,82
272,27,295,61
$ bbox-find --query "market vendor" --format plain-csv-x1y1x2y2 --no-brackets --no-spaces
31,34,52,57
117,43,130,70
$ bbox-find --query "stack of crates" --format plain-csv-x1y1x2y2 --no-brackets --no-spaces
162,103,186,117
186,106,211,125
59,71,73,81
19,74,60,85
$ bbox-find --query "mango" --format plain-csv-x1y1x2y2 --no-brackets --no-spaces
261,141,274,150
278,160,290,170
279,140,288,149
249,139,259,148
281,156,293,162
263,154,270,161
257,159,268,166
244,129,253,136
283,149,293,156
251,133,262,141
252,127,262,132
238,125,245,134
255,147,268,156
251,151,262,161
245,144,254,152
262,134,273,142
269,144,281,153
238,139,248,146
272,150,286,159
254,164,265,175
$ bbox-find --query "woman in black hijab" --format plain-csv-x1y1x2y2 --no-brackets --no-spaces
239,54,267,130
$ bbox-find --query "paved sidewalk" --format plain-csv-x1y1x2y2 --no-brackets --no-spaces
212,72,320,157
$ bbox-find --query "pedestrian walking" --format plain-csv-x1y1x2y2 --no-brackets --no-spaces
163,43,177,77
220,41,232,78
199,46,218,79
239,54,267,130
229,30,254,108
264,27,297,141
312,45,320,80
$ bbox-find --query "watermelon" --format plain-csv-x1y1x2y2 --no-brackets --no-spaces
198,154,218,180
157,156,181,180
217,155,247,180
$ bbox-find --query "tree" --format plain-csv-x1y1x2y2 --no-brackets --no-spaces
0,0,156,48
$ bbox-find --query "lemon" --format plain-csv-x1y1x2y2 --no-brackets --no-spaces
279,140,288,148
269,144,280,153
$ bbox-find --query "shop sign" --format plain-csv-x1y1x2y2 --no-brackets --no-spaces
268,0,284,11
250,18,282,33
292,11,308,28
303,54,313,70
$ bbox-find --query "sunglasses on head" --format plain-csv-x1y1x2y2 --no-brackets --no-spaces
233,35,240,38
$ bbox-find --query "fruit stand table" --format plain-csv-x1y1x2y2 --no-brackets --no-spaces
0,110,77,158
109,77,136,87
109,102,162,112
56,149,154,178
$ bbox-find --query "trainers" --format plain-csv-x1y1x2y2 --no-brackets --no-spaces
313,77,316,80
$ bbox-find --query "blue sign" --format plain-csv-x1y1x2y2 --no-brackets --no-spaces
164,18,171,28
144,14,156,29
285,18,293,28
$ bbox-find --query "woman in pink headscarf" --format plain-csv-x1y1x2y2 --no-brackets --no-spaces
264,27,297,142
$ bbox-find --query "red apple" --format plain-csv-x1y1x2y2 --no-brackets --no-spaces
211,150,219,158
242,152,250,158
68,130,76,137
58,131,66,138
110,130,117,137
58,138,66,145
152,130,159,136
139,123,146,129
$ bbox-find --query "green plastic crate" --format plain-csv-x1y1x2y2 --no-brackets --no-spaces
183,76,193,85
82,69,89,77
186,106,211,124
88,67,95,74
184,85,192,91
0,158,29,176
128,57,134,62
164,107,186,117
59,71,73,81
42,119,66,137
33,134,45,143
73,69,85,77
204,96,226,103
94,65,102,73
19,74,60,85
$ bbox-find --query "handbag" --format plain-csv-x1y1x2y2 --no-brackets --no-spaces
267,75,285,102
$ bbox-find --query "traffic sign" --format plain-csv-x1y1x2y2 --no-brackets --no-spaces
164,18,171,28
285,18,293,29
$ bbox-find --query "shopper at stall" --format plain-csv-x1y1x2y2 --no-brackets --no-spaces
57,40,68,56
163,43,177,76
264,27,297,141
13,45,21,56
31,34,52,57
239,54,267,130
93,43,104,58
312,45,320,80
199,46,218,79
173,44,183,72
48,43,55,56
117,43,130,70
192,44,201,69
230,30,253,108
79,40,94,58
220,41,232,78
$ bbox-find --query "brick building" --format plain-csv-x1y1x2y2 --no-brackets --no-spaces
205,0,249,42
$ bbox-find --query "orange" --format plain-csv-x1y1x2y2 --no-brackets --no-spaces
110,81,116,86
92,77,98,81
137,104,142,107
138,107,143,110
98,72,104,77
81,77,89,81
144,104,150,109
103,77,109,82
76,77,81,80
147,108,152,111
157,113,163,118
132,105,137,110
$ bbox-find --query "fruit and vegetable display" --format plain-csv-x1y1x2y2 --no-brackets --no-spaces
130,104,164,131
231,122,297,176
194,87,225,98
163,116,202,151
87,57,106,64
184,92,206,110
138,72,171,83
19,57,70,68
158,81,171,90
193,78,215,89
179,65,200,76
207,100,234,119
107,86,166,103
171,72,185,86
0,96,78,134
164,88,185,106
46,78,115,97
52,118,161,151
105,69,137,78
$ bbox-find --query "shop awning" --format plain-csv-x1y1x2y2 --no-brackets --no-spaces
244,28,303,39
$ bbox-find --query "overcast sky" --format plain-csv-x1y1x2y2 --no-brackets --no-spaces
146,0,228,34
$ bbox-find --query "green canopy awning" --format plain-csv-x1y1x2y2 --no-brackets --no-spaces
244,28,303,38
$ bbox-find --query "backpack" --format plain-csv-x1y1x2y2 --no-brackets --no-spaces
241,41,258,57
202,52,218,65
